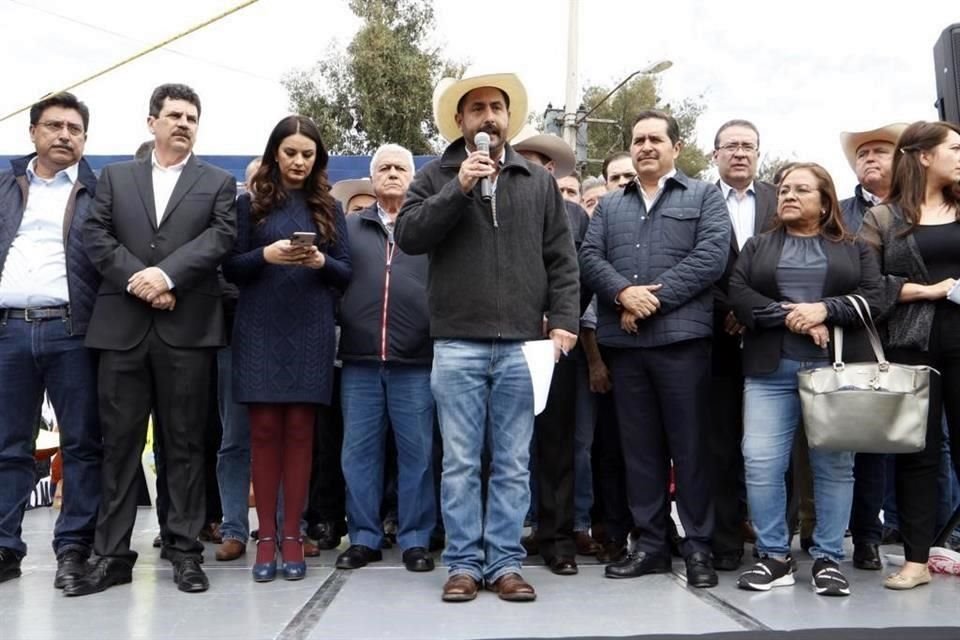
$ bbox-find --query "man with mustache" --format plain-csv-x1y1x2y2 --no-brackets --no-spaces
709,119,777,571
65,84,236,596
0,92,102,588
580,109,730,588
396,73,579,602
838,122,908,572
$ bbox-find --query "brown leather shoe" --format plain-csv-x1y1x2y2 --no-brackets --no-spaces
441,574,480,602
215,539,246,561
303,540,321,557
489,573,536,602
575,531,601,556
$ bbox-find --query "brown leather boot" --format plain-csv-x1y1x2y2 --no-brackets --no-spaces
215,539,247,561
441,574,480,602
489,573,536,602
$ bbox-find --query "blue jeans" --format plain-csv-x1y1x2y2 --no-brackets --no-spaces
573,359,595,531
216,347,250,542
341,362,435,551
0,314,101,557
743,358,854,563
432,339,534,583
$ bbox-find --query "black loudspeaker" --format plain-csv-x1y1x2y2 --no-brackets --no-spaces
933,23,960,124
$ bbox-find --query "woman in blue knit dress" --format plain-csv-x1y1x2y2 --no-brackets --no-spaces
224,115,351,582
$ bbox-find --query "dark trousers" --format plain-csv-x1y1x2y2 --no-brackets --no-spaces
849,453,887,545
94,329,211,563
607,339,715,557
154,359,223,537
532,355,577,561
0,314,101,557
889,305,960,563
591,362,631,543
305,367,346,528
708,368,746,557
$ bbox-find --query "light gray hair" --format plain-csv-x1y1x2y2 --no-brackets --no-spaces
369,143,415,177
581,176,606,192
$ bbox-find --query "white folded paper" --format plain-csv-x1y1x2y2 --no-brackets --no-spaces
521,339,556,416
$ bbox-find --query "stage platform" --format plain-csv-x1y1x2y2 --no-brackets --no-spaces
6,508,960,640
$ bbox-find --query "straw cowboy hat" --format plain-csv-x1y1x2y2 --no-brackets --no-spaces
510,124,576,177
330,178,376,209
432,72,528,143
839,123,909,172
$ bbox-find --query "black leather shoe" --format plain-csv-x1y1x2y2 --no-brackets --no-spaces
0,547,22,584
54,550,89,589
604,551,671,579
335,544,382,570
402,547,435,572
173,558,209,593
546,556,579,576
712,551,743,571
685,552,718,588
853,543,882,570
307,521,346,551
596,540,627,564
63,557,133,596
153,534,162,548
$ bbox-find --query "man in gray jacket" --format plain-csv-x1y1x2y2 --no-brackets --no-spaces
396,72,579,603
580,109,730,589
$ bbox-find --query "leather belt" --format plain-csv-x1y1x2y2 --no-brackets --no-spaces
1,305,71,322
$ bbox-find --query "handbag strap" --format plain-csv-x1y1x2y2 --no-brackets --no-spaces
842,294,889,367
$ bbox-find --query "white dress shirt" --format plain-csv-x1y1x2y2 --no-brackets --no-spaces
719,180,757,250
638,168,677,211
0,158,76,307
152,150,190,225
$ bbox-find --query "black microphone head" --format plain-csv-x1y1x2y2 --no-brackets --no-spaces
474,131,490,154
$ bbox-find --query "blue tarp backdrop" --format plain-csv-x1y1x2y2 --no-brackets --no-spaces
0,155,437,184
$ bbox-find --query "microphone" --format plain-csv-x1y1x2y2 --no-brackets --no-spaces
474,131,493,203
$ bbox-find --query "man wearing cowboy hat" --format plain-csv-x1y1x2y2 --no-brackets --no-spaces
512,125,598,570
331,178,377,214
838,122,907,572
839,123,907,233
396,72,580,602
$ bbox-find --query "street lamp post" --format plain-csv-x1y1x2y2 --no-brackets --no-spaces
575,60,673,127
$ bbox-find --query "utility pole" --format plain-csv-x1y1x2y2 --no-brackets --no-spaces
562,0,580,152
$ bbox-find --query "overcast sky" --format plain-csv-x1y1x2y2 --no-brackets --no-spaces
1,0,957,194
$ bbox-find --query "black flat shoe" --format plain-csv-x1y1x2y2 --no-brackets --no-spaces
685,552,718,588
604,551,671,579
0,548,22,584
335,544,382,570
173,558,209,593
712,551,742,572
546,556,579,576
63,557,132,596
54,550,89,589
853,543,882,570
402,547,435,572
307,521,346,551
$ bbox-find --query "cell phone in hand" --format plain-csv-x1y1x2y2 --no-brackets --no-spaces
289,231,316,248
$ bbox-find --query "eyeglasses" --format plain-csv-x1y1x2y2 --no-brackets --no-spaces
717,142,757,154
37,120,84,137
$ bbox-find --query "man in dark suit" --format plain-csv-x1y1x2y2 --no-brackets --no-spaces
709,119,778,570
65,84,236,596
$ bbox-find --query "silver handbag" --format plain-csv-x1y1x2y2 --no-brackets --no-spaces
797,295,935,454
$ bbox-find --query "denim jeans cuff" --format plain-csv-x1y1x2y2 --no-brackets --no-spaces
54,542,91,559
219,532,249,544
486,565,523,585
810,549,845,564
350,531,385,551
448,567,482,582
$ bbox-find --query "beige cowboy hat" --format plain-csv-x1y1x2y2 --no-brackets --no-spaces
330,178,376,210
510,124,576,177
839,123,909,172
432,72,528,143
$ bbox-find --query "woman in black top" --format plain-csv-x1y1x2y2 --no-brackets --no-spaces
859,120,960,590
729,163,883,596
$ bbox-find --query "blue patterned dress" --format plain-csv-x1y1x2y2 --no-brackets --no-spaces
224,190,351,405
